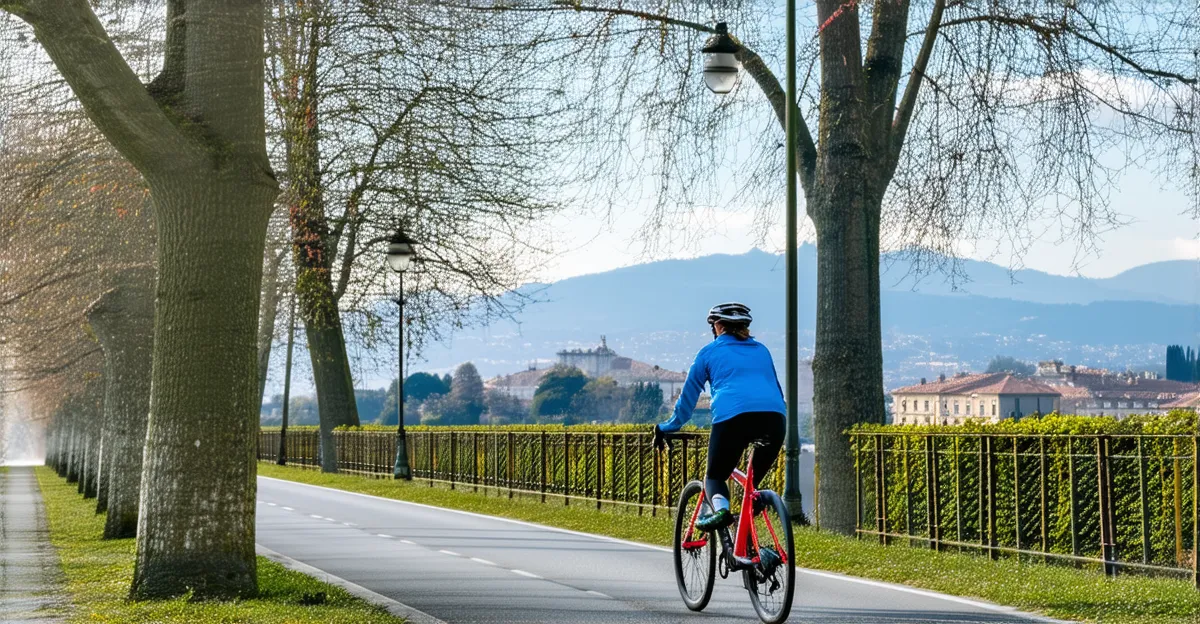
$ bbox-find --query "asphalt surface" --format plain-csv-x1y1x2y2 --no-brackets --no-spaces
255,476,1054,624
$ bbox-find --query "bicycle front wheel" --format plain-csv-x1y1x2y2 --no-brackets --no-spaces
673,480,715,611
742,490,795,624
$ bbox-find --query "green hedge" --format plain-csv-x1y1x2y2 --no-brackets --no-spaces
851,412,1198,576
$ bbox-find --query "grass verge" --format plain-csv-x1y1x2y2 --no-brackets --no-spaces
259,462,1200,624
35,466,406,624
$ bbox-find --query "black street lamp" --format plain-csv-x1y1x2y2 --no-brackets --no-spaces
701,23,741,95
386,230,418,480
704,13,805,520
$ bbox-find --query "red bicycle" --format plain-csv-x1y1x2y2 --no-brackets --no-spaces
663,433,795,623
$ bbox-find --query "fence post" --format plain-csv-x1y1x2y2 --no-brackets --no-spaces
651,432,659,518
1175,438,1184,567
450,432,457,490
1097,436,1116,578
492,433,499,491
473,431,479,493
508,432,515,499
925,436,938,551
855,435,863,539
639,433,646,514
540,431,548,503
1192,433,1198,590
621,434,629,504
874,435,887,545
1040,436,1048,557
1068,438,1079,560
596,431,603,510
564,431,571,506
1013,436,1022,556
903,436,913,546
428,432,435,487
1137,436,1150,565
954,437,962,542
978,436,987,555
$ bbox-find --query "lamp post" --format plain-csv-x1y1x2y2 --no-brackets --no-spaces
386,230,418,480
703,11,805,519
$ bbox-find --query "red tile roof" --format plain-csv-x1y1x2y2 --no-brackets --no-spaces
893,372,1060,397
1162,392,1200,409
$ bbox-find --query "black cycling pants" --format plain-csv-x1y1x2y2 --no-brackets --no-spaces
705,411,786,507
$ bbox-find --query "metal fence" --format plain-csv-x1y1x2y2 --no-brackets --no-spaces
851,431,1200,586
258,428,787,513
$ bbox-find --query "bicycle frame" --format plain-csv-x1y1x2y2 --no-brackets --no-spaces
680,448,788,566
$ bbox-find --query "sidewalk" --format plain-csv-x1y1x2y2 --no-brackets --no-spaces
1,466,65,623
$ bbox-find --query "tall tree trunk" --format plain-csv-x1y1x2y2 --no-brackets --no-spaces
257,227,288,405
132,176,276,599
65,408,80,484
86,265,154,539
278,293,296,465
95,427,109,511
809,0,889,535
79,384,102,499
810,186,887,535
279,12,359,473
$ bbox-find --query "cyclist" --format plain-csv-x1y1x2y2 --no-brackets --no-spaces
654,302,786,532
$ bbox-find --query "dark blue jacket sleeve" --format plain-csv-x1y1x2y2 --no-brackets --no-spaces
660,348,709,432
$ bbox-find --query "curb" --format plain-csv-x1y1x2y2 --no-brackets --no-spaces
255,544,447,624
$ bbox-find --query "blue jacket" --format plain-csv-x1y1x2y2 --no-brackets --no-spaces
659,334,786,432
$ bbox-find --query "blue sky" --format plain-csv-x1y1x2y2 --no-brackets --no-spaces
542,162,1197,283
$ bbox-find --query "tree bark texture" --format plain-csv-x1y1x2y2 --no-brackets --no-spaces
86,266,155,539
132,174,276,598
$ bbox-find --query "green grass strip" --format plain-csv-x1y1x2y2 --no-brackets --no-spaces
259,462,1200,624
34,466,406,623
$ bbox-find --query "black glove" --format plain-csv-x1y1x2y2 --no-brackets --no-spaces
653,424,670,451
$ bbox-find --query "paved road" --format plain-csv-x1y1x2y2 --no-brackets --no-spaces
256,476,1054,624
0,467,64,623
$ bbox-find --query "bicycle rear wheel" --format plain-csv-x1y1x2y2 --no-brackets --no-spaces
673,480,715,611
742,490,795,624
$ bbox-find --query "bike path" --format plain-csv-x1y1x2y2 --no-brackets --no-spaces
255,476,1058,623
0,467,65,623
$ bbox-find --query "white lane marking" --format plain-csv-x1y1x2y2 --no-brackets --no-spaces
309,514,324,520
281,506,294,511
267,502,277,507
586,590,611,598
259,475,1067,623
342,522,356,526
256,544,447,624
323,517,337,522
470,557,495,566
510,569,542,579
399,539,416,545
438,550,461,557
376,534,395,538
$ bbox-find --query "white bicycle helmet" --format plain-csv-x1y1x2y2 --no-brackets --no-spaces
706,302,752,325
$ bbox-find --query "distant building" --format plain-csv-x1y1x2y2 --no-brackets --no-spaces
1162,392,1200,411
1034,360,1197,418
891,372,1061,425
487,337,687,405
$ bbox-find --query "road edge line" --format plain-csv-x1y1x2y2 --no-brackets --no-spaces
255,543,447,624
258,475,1066,623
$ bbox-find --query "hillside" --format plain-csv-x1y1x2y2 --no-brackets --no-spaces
403,249,1199,388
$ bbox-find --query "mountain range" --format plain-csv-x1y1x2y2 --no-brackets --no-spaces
384,246,1200,390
